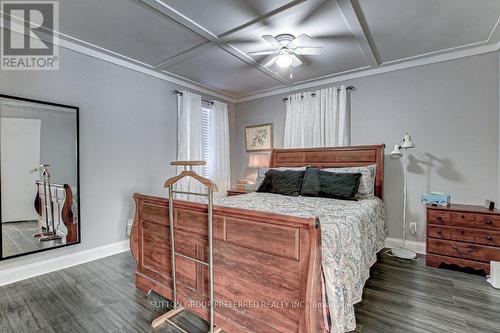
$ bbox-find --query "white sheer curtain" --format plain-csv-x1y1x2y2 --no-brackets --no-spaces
208,101,231,197
283,85,350,148
176,90,203,199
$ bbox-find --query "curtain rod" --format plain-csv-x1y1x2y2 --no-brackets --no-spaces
174,90,214,105
282,86,356,102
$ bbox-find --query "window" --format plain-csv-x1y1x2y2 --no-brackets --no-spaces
201,104,213,179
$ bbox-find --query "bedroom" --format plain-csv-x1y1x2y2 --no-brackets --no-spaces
0,0,499,332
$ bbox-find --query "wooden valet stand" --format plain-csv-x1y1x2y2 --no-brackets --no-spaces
152,160,222,333
32,164,62,242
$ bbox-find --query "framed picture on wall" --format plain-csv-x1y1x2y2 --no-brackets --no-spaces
245,123,273,152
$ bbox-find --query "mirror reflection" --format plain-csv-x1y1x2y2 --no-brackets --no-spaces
1,96,79,259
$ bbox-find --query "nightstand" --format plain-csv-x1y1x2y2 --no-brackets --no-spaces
227,188,253,196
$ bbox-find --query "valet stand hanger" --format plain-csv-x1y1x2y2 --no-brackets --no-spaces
31,164,62,242
152,160,222,333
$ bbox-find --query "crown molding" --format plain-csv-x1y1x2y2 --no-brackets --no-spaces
236,41,500,103
57,35,238,103
2,28,498,106
2,10,498,106
0,22,238,103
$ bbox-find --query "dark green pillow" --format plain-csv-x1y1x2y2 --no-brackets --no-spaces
257,169,305,197
301,168,362,200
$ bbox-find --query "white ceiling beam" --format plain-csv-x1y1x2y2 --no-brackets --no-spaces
237,41,500,102
218,0,307,39
140,0,292,85
337,0,380,67
150,0,306,71
487,16,500,42
153,42,212,69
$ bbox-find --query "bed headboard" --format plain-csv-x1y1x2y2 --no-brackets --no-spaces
269,144,385,199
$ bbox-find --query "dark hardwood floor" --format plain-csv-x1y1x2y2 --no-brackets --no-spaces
2,221,63,258
1,251,499,333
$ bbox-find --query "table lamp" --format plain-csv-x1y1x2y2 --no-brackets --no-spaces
249,153,270,169
248,154,270,189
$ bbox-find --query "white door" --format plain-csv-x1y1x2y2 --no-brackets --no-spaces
1,118,41,222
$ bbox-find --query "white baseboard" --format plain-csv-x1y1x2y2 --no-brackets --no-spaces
385,237,426,254
0,240,130,287
0,237,424,287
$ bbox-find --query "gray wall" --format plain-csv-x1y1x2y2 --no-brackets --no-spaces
233,52,499,243
1,105,78,186
0,46,234,269
0,42,496,272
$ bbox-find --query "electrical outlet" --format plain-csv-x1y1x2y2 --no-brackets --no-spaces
409,222,417,235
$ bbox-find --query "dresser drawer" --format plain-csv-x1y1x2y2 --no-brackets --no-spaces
427,239,500,262
428,225,451,239
450,212,475,228
475,230,500,247
475,215,500,231
427,210,451,225
428,226,475,242
450,228,475,243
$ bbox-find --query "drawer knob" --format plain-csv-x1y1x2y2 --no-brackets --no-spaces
461,230,465,235
436,216,442,220
461,215,465,219
436,230,442,234
485,220,493,225
486,236,493,241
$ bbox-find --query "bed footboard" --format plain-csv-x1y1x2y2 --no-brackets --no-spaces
130,193,323,333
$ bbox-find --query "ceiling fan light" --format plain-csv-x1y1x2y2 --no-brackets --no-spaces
276,53,293,68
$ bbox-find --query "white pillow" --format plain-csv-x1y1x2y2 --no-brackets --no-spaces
324,164,377,199
255,166,306,190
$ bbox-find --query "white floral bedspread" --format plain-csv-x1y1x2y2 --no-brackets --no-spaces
215,192,386,333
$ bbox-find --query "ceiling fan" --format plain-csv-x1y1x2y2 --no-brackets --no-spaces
248,34,323,69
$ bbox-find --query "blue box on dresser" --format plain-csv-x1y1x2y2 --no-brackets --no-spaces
421,192,450,207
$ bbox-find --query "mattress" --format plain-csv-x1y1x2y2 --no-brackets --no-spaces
216,192,387,333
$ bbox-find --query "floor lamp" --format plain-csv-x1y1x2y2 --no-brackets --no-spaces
389,133,417,260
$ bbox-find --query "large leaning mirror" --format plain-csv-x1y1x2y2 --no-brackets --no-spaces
0,94,80,260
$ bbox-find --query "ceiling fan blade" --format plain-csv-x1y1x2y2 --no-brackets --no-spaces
295,47,323,55
291,55,302,67
298,0,332,25
312,32,354,41
240,2,273,28
248,50,278,56
262,35,280,47
223,37,260,45
263,56,277,68
291,34,312,46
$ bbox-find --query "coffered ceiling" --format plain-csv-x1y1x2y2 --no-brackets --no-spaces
15,1,500,100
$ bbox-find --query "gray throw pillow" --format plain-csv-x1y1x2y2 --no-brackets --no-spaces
301,168,361,200
324,164,377,199
255,166,306,190
256,169,305,197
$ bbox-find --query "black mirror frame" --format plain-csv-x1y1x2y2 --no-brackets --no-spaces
0,93,81,261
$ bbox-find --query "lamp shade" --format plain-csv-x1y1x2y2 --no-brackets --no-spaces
390,144,402,158
249,154,270,168
401,133,415,149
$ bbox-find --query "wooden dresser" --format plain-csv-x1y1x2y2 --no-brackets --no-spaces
426,204,500,274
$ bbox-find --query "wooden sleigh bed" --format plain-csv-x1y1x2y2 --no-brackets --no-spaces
130,145,385,333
